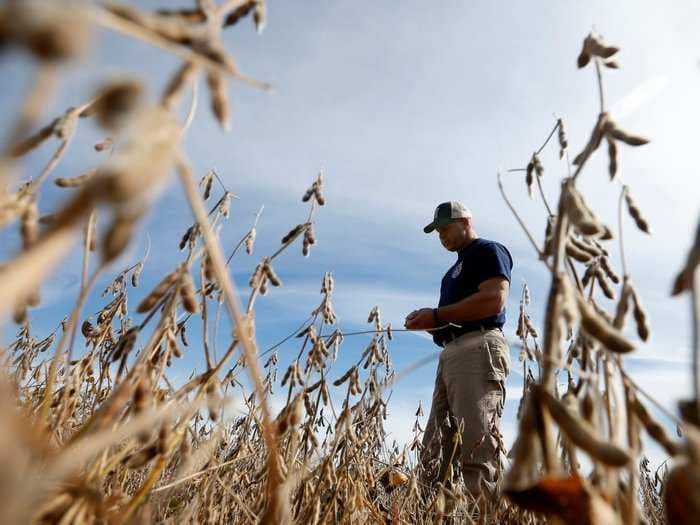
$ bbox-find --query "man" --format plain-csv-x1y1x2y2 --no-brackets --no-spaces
404,201,512,500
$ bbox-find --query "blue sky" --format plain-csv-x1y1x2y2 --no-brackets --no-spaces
2,0,700,468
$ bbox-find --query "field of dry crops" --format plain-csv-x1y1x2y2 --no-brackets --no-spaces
1,1,700,524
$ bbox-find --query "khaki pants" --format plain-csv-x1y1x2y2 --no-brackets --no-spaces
420,327,510,496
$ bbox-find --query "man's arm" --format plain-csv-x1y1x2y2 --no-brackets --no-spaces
436,276,509,323
404,277,509,330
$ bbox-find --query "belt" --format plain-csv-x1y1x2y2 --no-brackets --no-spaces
443,324,503,345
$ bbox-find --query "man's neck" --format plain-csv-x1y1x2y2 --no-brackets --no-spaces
456,234,478,254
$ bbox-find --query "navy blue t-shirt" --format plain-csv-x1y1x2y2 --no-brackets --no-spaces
432,238,513,346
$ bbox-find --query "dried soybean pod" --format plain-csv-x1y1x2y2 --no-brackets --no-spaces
94,138,113,152
200,171,214,200
206,71,230,131
576,295,635,353
594,266,615,300
570,235,602,258
538,387,631,467
671,219,700,296
543,218,554,256
179,269,199,313
573,112,607,165
566,241,593,263
125,444,158,469
629,286,650,341
634,397,680,456
599,256,620,284
281,224,305,244
136,271,178,313
263,259,281,287
102,213,139,264
606,135,618,180
245,227,256,255
162,61,196,110
613,280,632,330
55,170,95,188
607,122,649,146
624,189,651,234
92,80,143,131
557,118,568,158
334,366,355,387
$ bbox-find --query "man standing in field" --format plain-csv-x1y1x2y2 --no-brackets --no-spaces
404,201,512,500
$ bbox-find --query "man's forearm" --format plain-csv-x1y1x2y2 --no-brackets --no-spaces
436,290,504,323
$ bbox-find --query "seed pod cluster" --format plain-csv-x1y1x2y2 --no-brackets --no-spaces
318,274,337,325
306,328,330,372
218,192,232,218
276,393,303,436
249,257,282,296
367,305,382,332
200,171,214,200
281,360,304,388
109,327,139,364
131,262,143,288
179,225,198,251
302,223,316,257
327,329,343,360
301,173,325,205
245,227,256,255
562,182,612,239
557,118,568,158
577,33,620,69
525,153,543,198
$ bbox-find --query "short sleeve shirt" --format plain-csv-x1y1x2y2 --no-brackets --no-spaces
432,238,513,346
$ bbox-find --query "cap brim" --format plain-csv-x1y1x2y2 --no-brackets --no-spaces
423,218,453,233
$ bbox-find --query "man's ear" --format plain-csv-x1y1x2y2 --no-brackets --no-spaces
462,217,471,231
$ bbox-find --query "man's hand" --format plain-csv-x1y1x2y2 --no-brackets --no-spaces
404,308,436,330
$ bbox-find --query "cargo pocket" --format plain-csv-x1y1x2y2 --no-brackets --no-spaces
483,336,510,382
483,336,510,415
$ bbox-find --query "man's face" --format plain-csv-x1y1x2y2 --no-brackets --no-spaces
436,219,468,252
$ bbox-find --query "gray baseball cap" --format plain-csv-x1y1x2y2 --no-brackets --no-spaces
423,201,472,233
